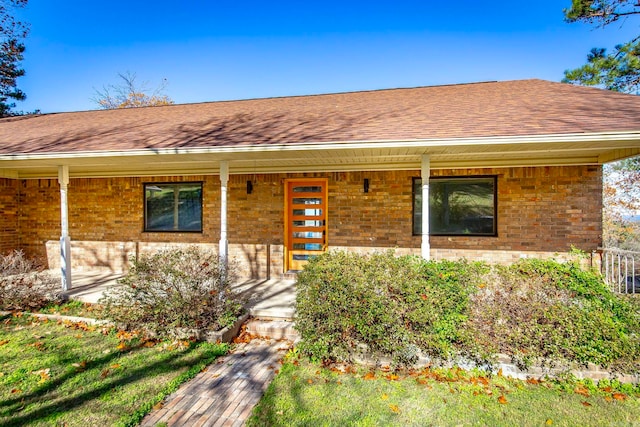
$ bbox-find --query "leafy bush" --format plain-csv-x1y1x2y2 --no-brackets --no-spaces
295,251,640,373
295,250,486,365
99,247,245,339
467,259,640,372
0,250,61,311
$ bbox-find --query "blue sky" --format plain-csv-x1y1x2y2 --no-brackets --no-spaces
13,1,639,113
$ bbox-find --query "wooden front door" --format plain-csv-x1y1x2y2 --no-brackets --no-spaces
284,179,328,271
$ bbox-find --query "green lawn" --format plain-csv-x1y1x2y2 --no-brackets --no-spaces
0,312,227,426
248,355,640,427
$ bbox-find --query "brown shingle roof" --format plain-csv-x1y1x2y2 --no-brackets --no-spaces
1,79,639,155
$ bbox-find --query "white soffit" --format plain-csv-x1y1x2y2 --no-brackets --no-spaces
0,132,639,179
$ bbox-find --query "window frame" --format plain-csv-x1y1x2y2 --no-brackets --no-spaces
412,175,498,237
143,181,204,233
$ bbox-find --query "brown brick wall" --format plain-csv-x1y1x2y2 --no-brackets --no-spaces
12,166,602,277
0,178,19,254
429,165,603,254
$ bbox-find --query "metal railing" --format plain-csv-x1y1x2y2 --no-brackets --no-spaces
602,248,640,294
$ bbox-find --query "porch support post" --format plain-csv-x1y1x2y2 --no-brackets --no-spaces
421,155,430,260
58,165,72,292
219,161,229,273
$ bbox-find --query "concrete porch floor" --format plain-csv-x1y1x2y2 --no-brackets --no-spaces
60,271,296,320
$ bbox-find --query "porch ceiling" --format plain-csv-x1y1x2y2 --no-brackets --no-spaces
1,132,639,179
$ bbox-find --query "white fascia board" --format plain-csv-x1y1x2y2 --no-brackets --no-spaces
1,131,640,162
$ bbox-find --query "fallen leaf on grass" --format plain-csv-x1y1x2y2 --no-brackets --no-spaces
477,376,489,386
33,368,50,383
116,330,135,340
612,393,627,401
389,404,401,414
545,419,553,425
604,396,613,402
497,368,503,377
574,386,590,397
0,339,8,346
381,394,388,400
307,379,313,384
28,341,45,351
72,361,87,371
498,395,508,404
526,378,540,385
385,374,399,381
110,363,122,369
581,401,592,407
344,365,357,374
116,342,128,351
100,369,110,379
10,389,22,394
363,372,376,380
152,402,163,410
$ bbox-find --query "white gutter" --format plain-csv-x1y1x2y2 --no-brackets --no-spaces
1,131,640,161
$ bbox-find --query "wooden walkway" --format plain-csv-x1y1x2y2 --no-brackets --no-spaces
141,338,290,427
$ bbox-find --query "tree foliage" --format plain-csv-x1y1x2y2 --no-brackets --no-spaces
563,1,640,93
0,0,28,117
563,1,640,251
92,72,174,109
563,41,640,93
603,163,640,250
564,0,640,26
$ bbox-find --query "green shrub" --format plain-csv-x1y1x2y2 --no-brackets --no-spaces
0,250,61,311
98,246,245,339
294,250,486,365
295,252,639,373
467,258,640,372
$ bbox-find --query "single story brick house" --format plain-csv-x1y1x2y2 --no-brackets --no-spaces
1,79,640,288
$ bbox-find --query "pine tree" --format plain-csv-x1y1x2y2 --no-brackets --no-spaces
563,0,640,93
0,0,28,117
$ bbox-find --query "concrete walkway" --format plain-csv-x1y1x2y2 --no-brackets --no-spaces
141,338,291,427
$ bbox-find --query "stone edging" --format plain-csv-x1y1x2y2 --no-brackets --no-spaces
354,349,639,384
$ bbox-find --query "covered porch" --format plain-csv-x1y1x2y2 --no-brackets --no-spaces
61,270,296,320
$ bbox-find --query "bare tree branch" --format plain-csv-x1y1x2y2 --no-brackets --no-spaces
92,71,174,109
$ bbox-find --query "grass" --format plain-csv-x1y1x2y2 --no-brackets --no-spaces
248,354,640,427
37,300,103,318
0,312,227,427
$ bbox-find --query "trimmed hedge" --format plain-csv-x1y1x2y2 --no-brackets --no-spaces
295,250,640,372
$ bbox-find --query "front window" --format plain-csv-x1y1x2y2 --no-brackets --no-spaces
144,182,203,232
413,176,496,236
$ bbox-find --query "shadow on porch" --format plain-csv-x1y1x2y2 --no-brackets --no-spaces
60,271,296,320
